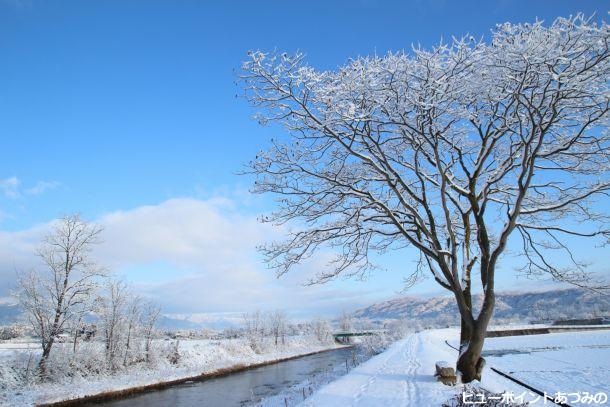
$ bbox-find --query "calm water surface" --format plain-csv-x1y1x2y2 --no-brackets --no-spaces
84,347,355,407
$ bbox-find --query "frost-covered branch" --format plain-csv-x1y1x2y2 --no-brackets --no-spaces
241,14,610,382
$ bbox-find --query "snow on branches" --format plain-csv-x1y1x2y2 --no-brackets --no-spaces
241,14,609,293
241,14,609,382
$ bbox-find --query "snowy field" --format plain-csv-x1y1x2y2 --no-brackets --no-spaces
302,328,610,406
478,330,610,401
0,337,341,407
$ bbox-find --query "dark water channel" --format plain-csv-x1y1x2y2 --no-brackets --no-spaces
84,347,357,407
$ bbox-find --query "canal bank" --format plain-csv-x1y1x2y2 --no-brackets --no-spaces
37,345,352,407
0,337,349,407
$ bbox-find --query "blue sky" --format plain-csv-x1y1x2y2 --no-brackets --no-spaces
0,1,608,319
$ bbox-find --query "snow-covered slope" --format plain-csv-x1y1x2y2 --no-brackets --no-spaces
352,288,609,326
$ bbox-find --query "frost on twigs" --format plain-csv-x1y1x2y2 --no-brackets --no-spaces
239,14,610,291
240,13,609,382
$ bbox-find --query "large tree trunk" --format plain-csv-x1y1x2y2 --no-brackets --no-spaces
456,322,486,382
459,286,473,350
456,292,494,383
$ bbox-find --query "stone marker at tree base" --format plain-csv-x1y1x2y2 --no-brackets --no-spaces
436,361,457,386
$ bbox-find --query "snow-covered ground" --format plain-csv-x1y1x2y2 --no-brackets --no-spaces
474,330,610,400
301,328,610,406
3,328,608,406
0,337,341,407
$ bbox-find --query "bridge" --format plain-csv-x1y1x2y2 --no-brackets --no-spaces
333,330,384,343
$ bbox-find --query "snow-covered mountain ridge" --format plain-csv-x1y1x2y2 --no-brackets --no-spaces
352,288,609,325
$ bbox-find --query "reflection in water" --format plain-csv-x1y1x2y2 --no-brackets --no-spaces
84,347,358,407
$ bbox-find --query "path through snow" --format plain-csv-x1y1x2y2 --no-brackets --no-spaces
300,329,533,406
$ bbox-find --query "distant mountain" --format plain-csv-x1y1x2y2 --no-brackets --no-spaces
156,315,203,330
162,313,242,330
352,288,610,327
0,302,237,331
4,288,607,331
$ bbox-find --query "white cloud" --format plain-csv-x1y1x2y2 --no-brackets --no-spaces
25,180,59,196
0,197,384,318
0,222,48,291
0,176,59,199
0,177,21,199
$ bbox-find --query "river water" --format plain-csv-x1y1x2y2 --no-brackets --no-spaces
84,347,359,407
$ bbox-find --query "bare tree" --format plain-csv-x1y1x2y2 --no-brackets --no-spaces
310,317,332,344
69,300,89,354
97,280,162,367
339,311,353,333
99,280,128,369
141,300,160,363
243,310,266,352
241,15,610,381
268,309,288,346
338,311,354,343
123,294,142,366
17,214,103,376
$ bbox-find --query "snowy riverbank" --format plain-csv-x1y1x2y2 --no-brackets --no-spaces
0,337,343,406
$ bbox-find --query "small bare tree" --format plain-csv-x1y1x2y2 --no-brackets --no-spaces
96,280,161,367
338,311,354,343
243,310,266,352
17,214,103,376
268,309,288,346
241,15,610,381
123,294,142,366
339,311,353,333
141,300,160,363
310,317,332,344
99,280,128,369
69,300,89,354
